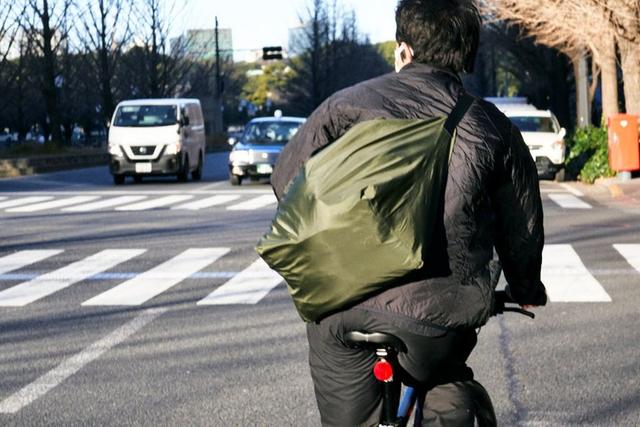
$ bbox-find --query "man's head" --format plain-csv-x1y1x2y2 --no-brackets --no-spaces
395,0,481,73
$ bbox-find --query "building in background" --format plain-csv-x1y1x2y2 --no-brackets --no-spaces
170,28,233,61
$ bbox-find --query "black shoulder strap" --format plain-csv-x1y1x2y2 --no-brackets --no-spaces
443,93,474,136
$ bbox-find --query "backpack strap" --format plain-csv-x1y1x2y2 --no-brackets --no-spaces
443,93,474,136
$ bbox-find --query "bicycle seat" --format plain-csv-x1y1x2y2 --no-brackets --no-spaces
343,331,407,353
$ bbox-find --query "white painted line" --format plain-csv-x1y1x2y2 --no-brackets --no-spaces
198,258,283,305
548,194,592,209
0,250,63,275
0,196,6,201
0,307,167,414
114,195,194,211
613,244,640,274
0,250,145,307
542,245,611,302
0,197,54,209
82,248,230,306
62,195,148,212
559,183,584,197
6,196,100,213
171,195,241,210
227,194,277,211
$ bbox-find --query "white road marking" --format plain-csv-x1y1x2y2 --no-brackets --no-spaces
613,244,640,274
542,245,611,302
62,195,148,212
227,194,277,211
0,197,54,209
0,196,6,201
559,183,584,197
0,307,167,414
82,248,230,306
548,193,592,209
6,196,100,213
0,250,145,306
171,195,241,210
198,258,283,305
114,195,194,211
0,250,63,275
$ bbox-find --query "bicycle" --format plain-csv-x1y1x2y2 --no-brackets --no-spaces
344,290,535,427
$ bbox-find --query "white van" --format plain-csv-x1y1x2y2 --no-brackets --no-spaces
108,98,206,185
488,98,567,181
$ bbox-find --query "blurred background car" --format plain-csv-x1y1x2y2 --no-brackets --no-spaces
488,97,567,181
228,111,305,185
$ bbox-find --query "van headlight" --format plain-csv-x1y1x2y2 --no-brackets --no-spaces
108,143,123,157
230,150,250,164
165,142,182,155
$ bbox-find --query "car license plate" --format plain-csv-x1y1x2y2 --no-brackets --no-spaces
257,164,273,174
135,163,152,173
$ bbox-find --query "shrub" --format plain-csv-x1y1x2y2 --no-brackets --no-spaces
565,126,615,184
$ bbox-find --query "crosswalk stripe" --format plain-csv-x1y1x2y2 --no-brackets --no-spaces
6,196,100,213
82,248,230,306
114,195,195,211
613,244,640,274
62,196,148,212
227,195,277,211
0,250,64,275
547,194,592,209
0,196,6,202
0,196,54,209
171,195,241,210
0,250,145,307
542,245,611,302
197,258,283,305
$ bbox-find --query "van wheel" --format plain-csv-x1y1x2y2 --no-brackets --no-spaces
133,175,143,183
192,154,203,181
113,174,125,185
554,168,565,182
177,156,189,182
229,174,242,186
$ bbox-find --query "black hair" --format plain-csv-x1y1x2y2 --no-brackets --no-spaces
395,0,481,73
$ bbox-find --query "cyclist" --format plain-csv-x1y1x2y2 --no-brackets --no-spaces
271,0,547,425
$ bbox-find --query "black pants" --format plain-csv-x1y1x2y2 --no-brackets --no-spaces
306,308,496,426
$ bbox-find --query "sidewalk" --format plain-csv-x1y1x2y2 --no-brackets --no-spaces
595,175,640,202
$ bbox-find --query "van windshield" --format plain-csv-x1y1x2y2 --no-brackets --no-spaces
114,105,178,127
242,121,302,144
510,116,558,133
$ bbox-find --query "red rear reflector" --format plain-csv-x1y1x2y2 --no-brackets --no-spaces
373,359,393,382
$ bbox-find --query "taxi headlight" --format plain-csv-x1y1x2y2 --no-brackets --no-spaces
165,142,182,155
230,150,250,163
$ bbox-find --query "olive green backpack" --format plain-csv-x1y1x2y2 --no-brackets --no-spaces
256,94,474,322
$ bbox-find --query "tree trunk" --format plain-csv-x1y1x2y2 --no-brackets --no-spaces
618,38,640,116
571,54,591,128
594,35,620,123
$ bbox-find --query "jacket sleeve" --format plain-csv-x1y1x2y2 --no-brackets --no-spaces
493,123,547,306
270,95,353,201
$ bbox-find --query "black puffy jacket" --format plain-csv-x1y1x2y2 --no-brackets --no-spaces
271,62,547,331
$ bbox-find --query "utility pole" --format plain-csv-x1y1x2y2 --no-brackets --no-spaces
213,16,223,133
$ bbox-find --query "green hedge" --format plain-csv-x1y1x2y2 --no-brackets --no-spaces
565,126,615,184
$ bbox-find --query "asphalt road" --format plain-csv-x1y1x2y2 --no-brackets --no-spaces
0,153,639,426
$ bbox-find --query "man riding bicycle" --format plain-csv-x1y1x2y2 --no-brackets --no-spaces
270,0,547,425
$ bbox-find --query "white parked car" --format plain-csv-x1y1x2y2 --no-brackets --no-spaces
108,98,206,185
488,98,567,181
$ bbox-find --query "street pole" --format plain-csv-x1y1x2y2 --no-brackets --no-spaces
213,17,223,134
576,55,591,129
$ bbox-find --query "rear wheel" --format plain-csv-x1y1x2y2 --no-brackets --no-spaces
113,174,125,185
192,153,203,181
177,156,190,182
229,173,242,186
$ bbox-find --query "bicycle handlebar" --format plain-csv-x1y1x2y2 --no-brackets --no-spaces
493,290,535,319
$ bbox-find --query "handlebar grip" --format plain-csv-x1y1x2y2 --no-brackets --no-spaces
493,291,535,319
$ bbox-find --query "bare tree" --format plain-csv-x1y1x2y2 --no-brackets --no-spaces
0,2,23,117
21,0,74,144
78,0,132,125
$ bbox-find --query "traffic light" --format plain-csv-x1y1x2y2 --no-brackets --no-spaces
262,46,283,61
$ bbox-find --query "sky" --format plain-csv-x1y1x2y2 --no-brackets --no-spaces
175,0,398,61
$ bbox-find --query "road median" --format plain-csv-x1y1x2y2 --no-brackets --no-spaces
0,152,110,178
